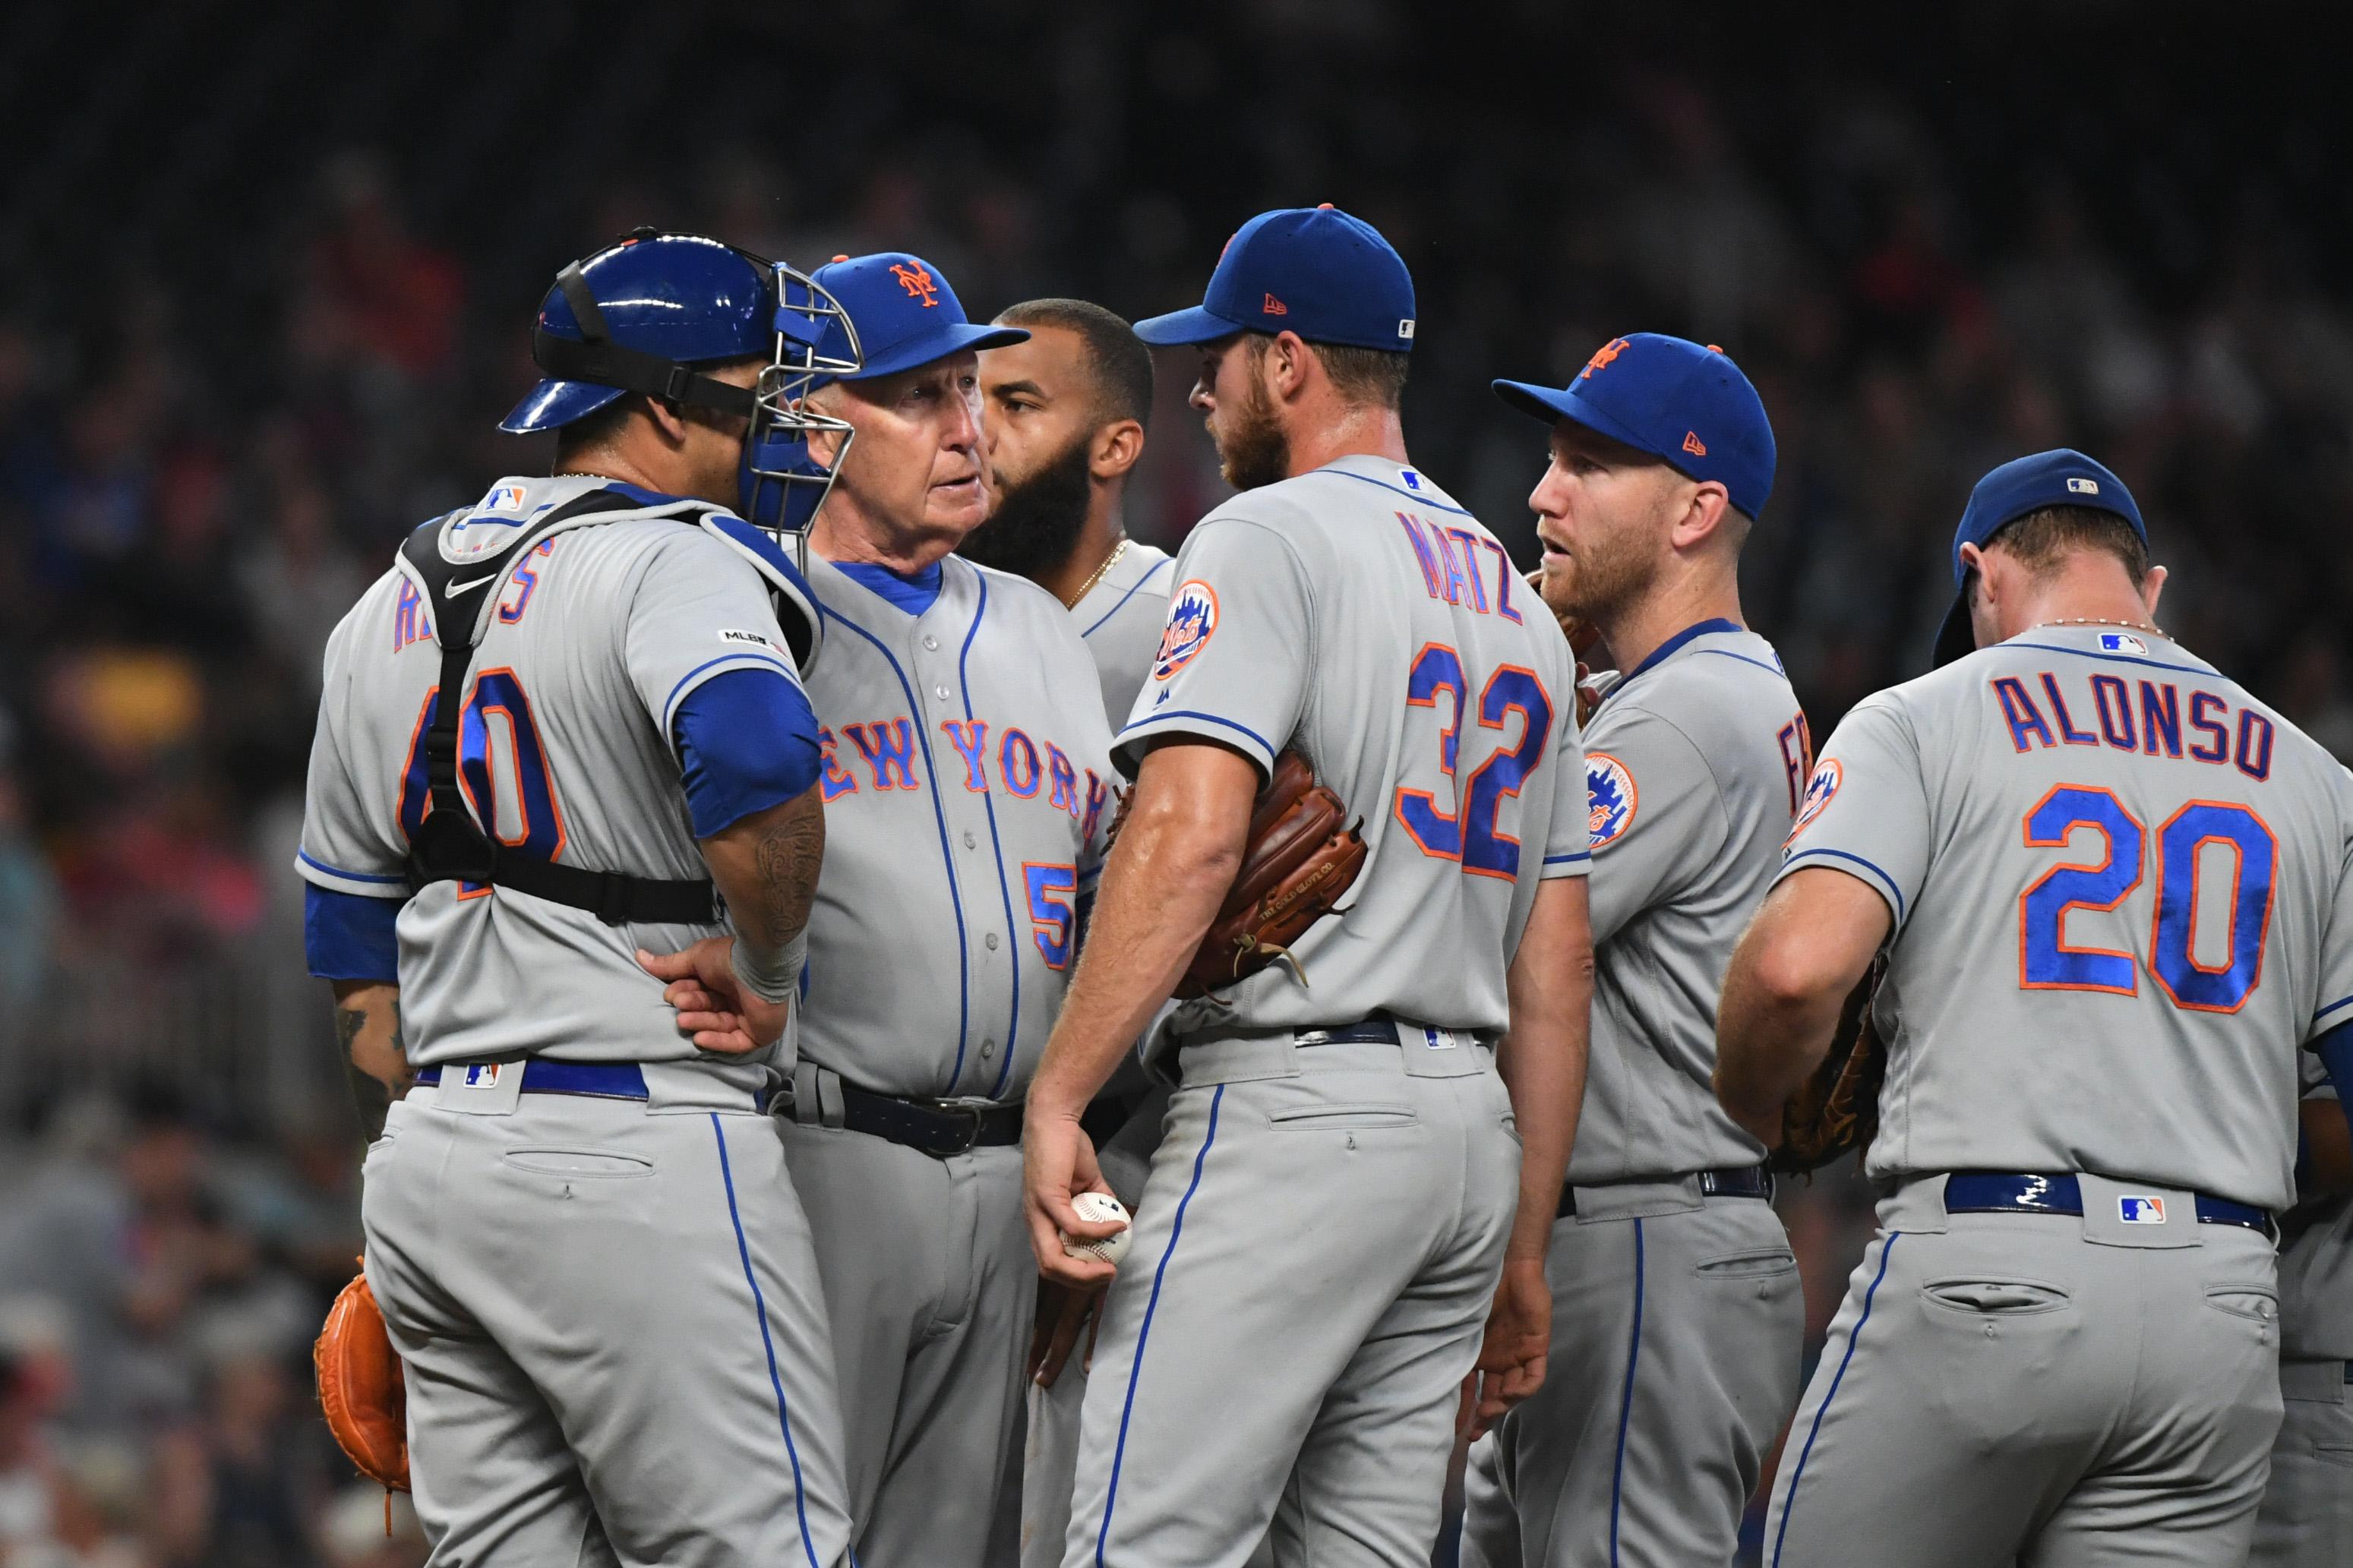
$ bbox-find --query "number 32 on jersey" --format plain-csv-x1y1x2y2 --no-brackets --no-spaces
1391,642,1555,880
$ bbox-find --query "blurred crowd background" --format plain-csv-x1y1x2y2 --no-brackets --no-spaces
0,2,2343,1563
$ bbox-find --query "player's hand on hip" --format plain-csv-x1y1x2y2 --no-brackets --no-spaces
1461,1257,1550,1440
636,940,788,1055
1023,1109,1121,1289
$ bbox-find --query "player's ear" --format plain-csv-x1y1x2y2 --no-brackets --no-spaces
1091,420,1145,483
1268,331,1312,402
2140,562,2168,618
1674,482,1733,552
646,394,693,447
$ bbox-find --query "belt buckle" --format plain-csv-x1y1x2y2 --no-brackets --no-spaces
925,1096,991,1156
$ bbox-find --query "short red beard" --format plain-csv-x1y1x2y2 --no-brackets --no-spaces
1215,372,1290,492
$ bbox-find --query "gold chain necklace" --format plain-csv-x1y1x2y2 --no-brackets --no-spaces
1063,538,1130,610
2036,615,2171,641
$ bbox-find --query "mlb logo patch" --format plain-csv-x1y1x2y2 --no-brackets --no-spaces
2118,1195,2167,1224
1151,579,1220,681
1398,318,1416,340
2066,476,2100,495
2099,632,2147,655
483,483,529,513
461,1063,504,1090
1399,468,1423,491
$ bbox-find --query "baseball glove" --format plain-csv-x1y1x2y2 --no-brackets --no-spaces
1521,569,1614,724
315,1263,409,1492
1770,956,1888,1175
1179,750,1366,999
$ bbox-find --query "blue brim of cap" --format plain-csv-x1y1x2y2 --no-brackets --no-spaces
1931,592,1975,669
851,322,1031,381
1132,305,1247,347
1491,379,1673,466
500,379,626,434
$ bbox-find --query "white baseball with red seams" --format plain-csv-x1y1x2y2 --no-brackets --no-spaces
1060,1191,1132,1267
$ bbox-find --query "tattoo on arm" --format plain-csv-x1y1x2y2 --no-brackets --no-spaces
335,996,415,1145
747,800,824,948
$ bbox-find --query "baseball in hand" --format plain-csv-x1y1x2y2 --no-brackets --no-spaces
1060,1192,1132,1268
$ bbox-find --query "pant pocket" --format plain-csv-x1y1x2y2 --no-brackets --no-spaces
499,1149,656,1179
1266,1103,1418,1131
1695,1246,1798,1281
1921,1277,2072,1316
2201,1283,2279,1326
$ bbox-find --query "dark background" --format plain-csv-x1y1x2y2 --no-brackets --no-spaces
1,3,2345,1563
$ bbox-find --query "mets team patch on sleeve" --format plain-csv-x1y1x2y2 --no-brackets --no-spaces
1786,758,1842,844
1152,579,1219,680
1586,752,1638,848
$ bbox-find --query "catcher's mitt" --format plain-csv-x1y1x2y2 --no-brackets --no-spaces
315,1264,409,1491
1770,956,1889,1175
1180,750,1366,999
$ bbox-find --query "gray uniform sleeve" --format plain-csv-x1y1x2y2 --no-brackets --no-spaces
1582,702,1728,944
1774,693,1931,932
1114,517,1309,778
295,607,409,900
624,532,806,751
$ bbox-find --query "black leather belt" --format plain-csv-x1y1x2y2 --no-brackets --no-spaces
1559,1164,1773,1219
837,1082,1022,1158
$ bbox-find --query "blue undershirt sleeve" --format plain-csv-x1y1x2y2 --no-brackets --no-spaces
2314,1021,2353,1145
673,667,824,840
304,885,403,982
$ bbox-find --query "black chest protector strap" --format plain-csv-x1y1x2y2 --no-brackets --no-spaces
398,491,720,926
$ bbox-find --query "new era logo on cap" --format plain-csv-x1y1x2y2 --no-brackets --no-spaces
2067,476,2101,494
1683,431,1707,457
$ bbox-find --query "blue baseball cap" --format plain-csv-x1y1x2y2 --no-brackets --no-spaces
1492,334,1776,520
807,251,1027,383
1132,205,1417,353
1930,448,2147,667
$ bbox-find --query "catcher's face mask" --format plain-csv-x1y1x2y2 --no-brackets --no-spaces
739,263,863,560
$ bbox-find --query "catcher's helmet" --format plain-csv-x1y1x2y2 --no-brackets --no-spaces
501,228,861,539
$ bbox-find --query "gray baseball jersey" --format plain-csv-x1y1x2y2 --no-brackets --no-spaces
1782,623,2353,1212
1115,453,1589,1036
781,548,1114,1568
796,551,1116,1101
1570,622,1809,1182
1065,456,1584,1568
1461,620,1808,1568
297,475,812,1084
1071,540,1173,727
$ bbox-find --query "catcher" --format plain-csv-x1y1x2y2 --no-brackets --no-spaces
1021,203,1594,1568
1460,334,1810,1568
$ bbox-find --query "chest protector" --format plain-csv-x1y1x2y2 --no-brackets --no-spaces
393,485,821,926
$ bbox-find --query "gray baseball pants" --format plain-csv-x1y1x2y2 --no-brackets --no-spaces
781,1068,1035,1568
2247,1357,2353,1567
1458,1179,1803,1568
1762,1174,2283,1568
362,1077,854,1568
1060,1027,1521,1568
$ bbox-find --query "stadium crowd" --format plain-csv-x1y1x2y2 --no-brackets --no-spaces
1,8,2346,1562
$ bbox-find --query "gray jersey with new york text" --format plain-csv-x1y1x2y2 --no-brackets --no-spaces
296,475,809,1077
1783,623,2353,1211
1573,625,1812,1183
799,553,1115,1102
1115,454,1587,1039
1071,541,1173,727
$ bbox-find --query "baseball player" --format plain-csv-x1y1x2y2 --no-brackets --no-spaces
1460,335,1806,1568
2250,1071,2353,1566
1715,448,2353,1566
966,296,1181,1568
296,232,857,1565
1020,205,1597,1568
971,297,1175,726
655,251,1117,1568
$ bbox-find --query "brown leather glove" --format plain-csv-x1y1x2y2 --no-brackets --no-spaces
1770,957,1889,1175
1179,751,1366,999
1521,568,1612,724
315,1264,409,1491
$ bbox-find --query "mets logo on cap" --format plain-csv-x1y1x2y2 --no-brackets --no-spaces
1586,753,1638,848
1786,759,1842,844
1153,580,1219,680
